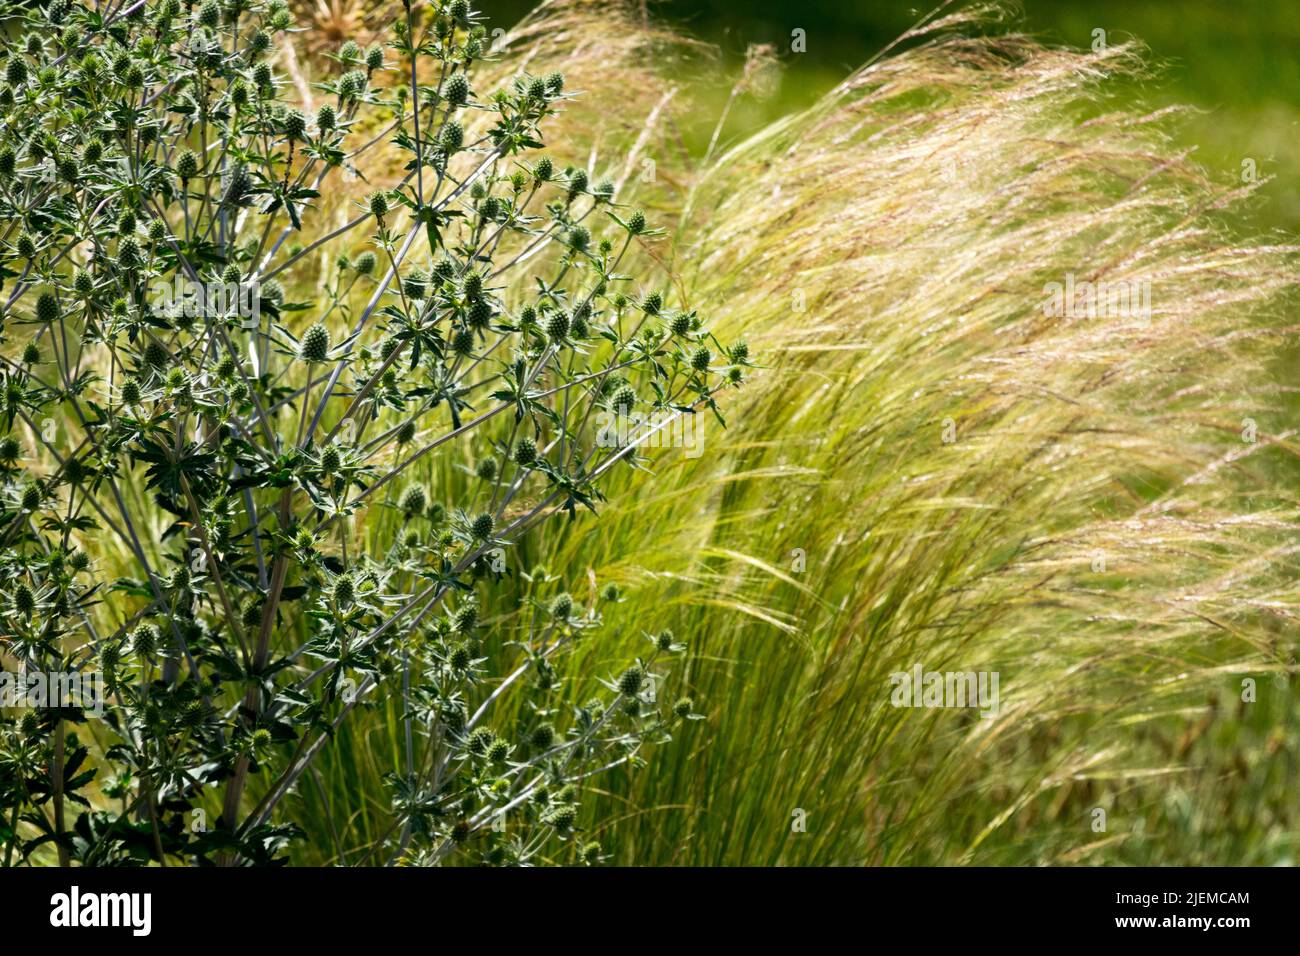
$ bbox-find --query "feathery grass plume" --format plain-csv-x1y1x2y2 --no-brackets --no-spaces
298,1,1299,866
584,4,1298,865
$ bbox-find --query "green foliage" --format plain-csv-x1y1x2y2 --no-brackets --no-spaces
0,0,741,866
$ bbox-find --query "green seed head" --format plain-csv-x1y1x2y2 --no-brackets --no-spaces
445,72,469,106
182,700,206,730
470,512,494,540
670,312,692,337
315,104,336,132
397,419,417,444
368,191,388,218
543,805,577,830
549,592,573,619
533,156,553,181
132,622,160,656
486,738,510,763
144,341,169,367
531,723,554,749
365,44,384,71
617,664,644,696
320,444,342,473
656,629,675,651
467,727,494,756
673,697,693,719
612,386,636,413
452,328,474,356
449,642,471,670
691,346,711,372
333,574,355,606
475,458,497,482
121,378,142,405
241,598,263,628
402,268,429,300
35,291,59,324
627,209,647,234
567,225,590,252
6,59,28,88
283,109,307,140
545,71,564,95
176,149,199,179
14,582,35,617
546,310,569,341
22,342,40,365
339,69,366,99
567,167,587,199
452,602,478,633
197,0,220,29
513,437,537,467
353,250,377,275
440,121,464,151
399,484,427,515
299,323,331,362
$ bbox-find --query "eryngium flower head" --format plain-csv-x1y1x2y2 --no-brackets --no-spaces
513,437,536,466
617,664,644,696
444,72,469,106
399,485,427,515
475,458,497,482
530,723,554,749
14,582,35,616
144,341,170,367
282,109,307,140
36,291,59,324
353,250,377,275
611,385,636,413
543,805,576,830
470,512,494,539
440,121,464,151
132,622,160,656
673,697,693,719
299,323,330,362
627,209,646,234
316,104,336,132
333,574,355,606
452,602,478,633
176,149,199,179
549,592,573,619
690,346,711,371
546,310,569,341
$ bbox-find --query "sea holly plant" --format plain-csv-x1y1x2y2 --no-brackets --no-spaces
0,0,745,866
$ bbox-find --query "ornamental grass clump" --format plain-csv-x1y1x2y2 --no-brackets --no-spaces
0,0,739,866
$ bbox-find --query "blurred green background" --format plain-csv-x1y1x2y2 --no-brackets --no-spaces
482,0,1300,232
